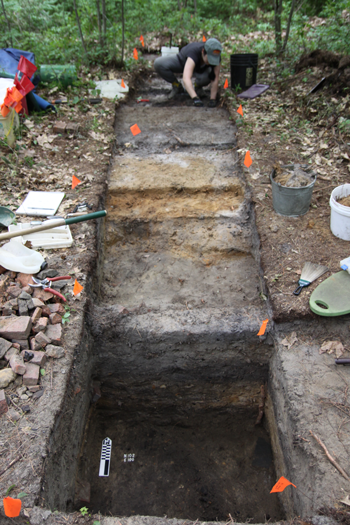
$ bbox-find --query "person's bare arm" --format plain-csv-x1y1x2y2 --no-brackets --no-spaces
210,65,221,99
183,57,197,98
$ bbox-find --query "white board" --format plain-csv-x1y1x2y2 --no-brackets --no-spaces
16,191,65,216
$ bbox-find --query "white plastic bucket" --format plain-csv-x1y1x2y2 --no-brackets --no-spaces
161,46,179,57
330,184,350,240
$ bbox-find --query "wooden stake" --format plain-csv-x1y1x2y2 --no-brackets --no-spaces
310,430,350,482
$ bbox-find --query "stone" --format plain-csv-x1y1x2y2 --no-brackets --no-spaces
7,286,22,298
16,273,34,287
45,344,64,359
33,317,48,333
12,339,29,350
2,306,13,316
32,298,45,308
33,288,53,301
49,313,62,325
0,316,32,339
45,324,62,345
22,285,33,295
28,385,41,392
16,386,27,396
27,299,34,310
0,359,7,369
19,291,32,300
20,394,29,400
5,347,18,361
10,353,26,375
0,337,12,359
23,362,40,386
0,368,16,388
35,331,51,348
18,299,29,316
31,307,42,323
33,389,44,400
66,122,80,133
7,408,20,421
21,350,46,367
48,303,65,315
36,269,59,280
0,389,8,416
22,404,30,412
53,121,67,133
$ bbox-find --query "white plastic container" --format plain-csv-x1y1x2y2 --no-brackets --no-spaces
161,46,179,57
340,256,350,273
8,223,73,249
0,239,44,273
0,108,19,148
330,184,350,241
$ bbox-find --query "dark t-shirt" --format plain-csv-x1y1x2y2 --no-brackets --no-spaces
178,42,206,72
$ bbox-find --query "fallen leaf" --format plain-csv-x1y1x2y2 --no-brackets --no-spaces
281,332,298,349
319,340,344,357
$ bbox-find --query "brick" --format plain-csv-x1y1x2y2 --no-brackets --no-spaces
32,298,45,308
30,337,43,351
0,368,16,388
7,286,22,298
0,316,32,339
22,286,33,295
33,317,48,333
28,385,41,392
45,344,64,359
36,269,58,280
49,313,62,325
45,324,62,346
16,274,34,287
18,299,28,317
53,121,67,133
0,389,8,416
33,288,53,301
41,306,51,317
9,353,26,375
4,347,18,361
21,350,46,367
23,362,40,386
0,337,12,359
12,339,29,350
31,307,42,323
19,291,32,300
12,343,20,350
48,303,65,315
35,331,51,348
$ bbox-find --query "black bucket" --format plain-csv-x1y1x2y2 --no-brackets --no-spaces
230,54,258,90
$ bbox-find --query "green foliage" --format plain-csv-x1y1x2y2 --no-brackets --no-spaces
80,506,89,516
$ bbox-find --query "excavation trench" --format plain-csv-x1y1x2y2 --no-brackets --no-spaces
42,75,307,523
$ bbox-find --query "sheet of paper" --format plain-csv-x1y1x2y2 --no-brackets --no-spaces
16,191,65,216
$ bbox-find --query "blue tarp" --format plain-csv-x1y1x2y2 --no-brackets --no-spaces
0,48,55,112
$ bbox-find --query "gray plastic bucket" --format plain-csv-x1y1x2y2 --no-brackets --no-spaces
270,166,316,217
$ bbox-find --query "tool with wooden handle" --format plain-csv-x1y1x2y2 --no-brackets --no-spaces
0,210,107,241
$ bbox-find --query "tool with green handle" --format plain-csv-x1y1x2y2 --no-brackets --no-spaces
309,270,350,316
0,210,107,242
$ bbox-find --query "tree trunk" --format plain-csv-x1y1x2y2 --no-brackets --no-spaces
273,0,282,55
282,0,296,53
102,0,106,40
193,0,197,15
72,0,88,61
96,0,102,45
1,0,12,47
121,0,125,63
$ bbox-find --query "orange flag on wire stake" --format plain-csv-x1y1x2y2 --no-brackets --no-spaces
244,150,252,168
133,48,138,60
270,477,296,493
223,78,228,89
202,35,206,42
257,319,268,336
72,175,81,189
130,123,141,136
140,35,144,46
73,279,84,296
3,497,22,517
237,104,243,116
121,79,126,88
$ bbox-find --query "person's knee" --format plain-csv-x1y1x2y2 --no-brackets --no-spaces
154,57,163,73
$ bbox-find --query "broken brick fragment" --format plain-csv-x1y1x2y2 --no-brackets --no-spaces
49,313,62,325
45,324,62,345
0,315,32,339
53,121,67,134
9,352,26,375
33,317,48,333
23,362,40,386
0,389,8,416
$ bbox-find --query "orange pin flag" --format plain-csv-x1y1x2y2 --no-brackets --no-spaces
73,279,84,296
72,175,81,189
121,79,126,88
257,319,268,336
130,123,141,136
223,78,229,89
202,35,206,42
237,104,243,116
244,150,252,168
3,496,22,517
133,48,138,60
270,476,296,493
140,35,144,47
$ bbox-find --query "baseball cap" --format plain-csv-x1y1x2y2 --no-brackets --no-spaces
204,38,222,66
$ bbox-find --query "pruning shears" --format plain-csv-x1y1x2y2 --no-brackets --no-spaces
29,276,72,302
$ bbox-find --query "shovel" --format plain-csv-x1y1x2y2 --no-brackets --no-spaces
0,210,107,242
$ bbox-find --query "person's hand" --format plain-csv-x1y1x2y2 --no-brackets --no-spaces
192,96,204,107
208,99,217,108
